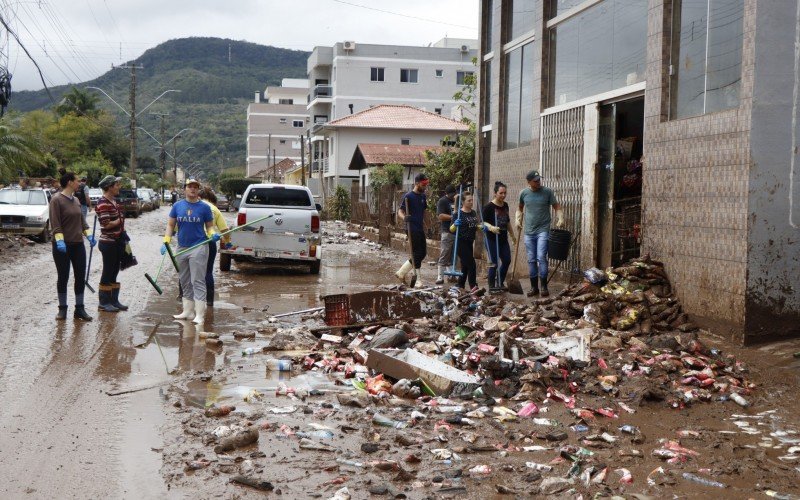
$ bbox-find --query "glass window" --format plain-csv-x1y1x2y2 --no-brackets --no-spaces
370,67,385,82
549,0,586,18
483,60,493,125
400,68,419,83
484,0,494,52
457,71,475,85
435,69,444,78
245,187,312,207
508,0,536,41
503,43,534,148
278,98,294,105
293,120,304,128
670,0,743,118
548,0,647,106
401,138,411,145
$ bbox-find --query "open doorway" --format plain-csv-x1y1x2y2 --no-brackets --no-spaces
596,97,644,268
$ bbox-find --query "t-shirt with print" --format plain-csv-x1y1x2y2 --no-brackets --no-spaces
169,199,213,248
436,195,454,232
400,190,427,233
453,209,479,242
519,187,557,235
482,201,510,243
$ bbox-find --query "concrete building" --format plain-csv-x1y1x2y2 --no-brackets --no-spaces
477,0,799,344
312,104,468,196
306,39,478,195
246,78,309,177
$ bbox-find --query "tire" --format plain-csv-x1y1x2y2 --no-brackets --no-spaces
220,252,231,272
309,259,321,275
37,220,52,243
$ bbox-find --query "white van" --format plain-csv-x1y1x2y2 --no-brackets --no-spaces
219,184,322,274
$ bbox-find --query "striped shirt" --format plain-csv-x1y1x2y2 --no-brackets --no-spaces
95,195,125,242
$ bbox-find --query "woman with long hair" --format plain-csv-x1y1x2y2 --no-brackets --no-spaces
49,168,96,320
483,181,515,289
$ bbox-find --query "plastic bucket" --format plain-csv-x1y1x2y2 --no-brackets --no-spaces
324,294,351,326
548,229,572,261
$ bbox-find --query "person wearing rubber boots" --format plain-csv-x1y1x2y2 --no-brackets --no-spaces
435,184,457,285
396,173,428,288
516,170,564,298
95,175,128,312
162,178,219,327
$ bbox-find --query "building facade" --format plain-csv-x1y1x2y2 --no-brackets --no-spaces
306,39,478,195
478,0,799,344
246,78,309,178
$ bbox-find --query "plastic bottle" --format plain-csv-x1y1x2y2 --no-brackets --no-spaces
372,413,407,429
336,458,364,467
296,430,334,440
682,472,726,488
730,392,749,407
265,358,293,371
242,347,260,356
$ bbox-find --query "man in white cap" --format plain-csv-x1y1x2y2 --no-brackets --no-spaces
161,178,220,326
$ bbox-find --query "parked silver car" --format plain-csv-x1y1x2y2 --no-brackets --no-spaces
0,188,53,242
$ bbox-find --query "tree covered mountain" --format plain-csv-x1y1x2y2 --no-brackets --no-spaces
11,37,309,178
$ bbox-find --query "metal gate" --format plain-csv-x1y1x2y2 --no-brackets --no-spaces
540,107,584,278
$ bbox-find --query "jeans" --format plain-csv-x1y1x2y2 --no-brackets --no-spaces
53,241,86,306
487,235,511,287
99,239,124,285
456,238,477,289
205,241,217,304
524,230,549,279
81,205,88,219
438,231,455,267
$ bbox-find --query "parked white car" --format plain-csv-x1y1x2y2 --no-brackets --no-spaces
0,188,53,242
220,184,322,274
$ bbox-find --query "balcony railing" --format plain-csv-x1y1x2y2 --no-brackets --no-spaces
311,158,330,174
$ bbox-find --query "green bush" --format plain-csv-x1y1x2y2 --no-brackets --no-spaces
329,184,351,221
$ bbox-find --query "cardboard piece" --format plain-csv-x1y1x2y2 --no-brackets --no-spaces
366,348,480,396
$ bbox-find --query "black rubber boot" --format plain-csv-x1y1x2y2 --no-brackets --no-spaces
540,277,550,298
111,283,128,311
74,306,94,321
98,285,119,312
206,282,214,307
526,277,539,297
56,306,68,320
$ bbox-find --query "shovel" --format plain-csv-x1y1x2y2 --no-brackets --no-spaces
443,183,464,279
84,215,97,293
507,213,524,295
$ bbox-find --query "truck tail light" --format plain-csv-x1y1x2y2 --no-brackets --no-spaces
311,215,320,233
237,210,247,226
309,244,317,257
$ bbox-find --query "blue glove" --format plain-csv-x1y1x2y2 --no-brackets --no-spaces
223,242,233,250
454,218,462,227
160,243,167,255
56,240,67,253
481,224,488,233
86,235,97,248
210,233,221,242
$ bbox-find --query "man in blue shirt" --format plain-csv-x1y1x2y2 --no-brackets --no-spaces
516,170,564,297
161,178,219,326
396,173,428,287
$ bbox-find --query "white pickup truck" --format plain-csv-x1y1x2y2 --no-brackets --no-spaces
219,184,322,274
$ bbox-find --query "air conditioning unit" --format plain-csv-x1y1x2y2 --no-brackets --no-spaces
343,41,356,51
460,44,470,53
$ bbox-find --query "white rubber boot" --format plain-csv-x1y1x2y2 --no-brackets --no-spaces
395,260,413,284
192,300,207,326
173,298,195,320
435,266,444,285
414,273,424,288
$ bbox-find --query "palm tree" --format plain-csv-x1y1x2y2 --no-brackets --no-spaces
54,87,100,118
0,123,41,184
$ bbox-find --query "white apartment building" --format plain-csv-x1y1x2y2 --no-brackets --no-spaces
306,39,478,195
246,78,310,178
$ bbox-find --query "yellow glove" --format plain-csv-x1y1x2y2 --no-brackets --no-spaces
449,224,456,234
483,222,500,234
54,233,64,242
83,229,91,236
515,211,523,231
163,235,171,244
555,209,565,228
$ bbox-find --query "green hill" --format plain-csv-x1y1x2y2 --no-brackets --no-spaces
11,37,309,178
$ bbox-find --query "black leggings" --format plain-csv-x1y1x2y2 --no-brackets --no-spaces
409,230,427,269
53,241,86,302
99,239,124,285
456,238,477,289
205,241,217,303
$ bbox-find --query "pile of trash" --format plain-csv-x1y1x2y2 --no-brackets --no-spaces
0,233,37,256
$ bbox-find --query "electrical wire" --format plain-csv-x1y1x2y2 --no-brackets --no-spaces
0,12,53,103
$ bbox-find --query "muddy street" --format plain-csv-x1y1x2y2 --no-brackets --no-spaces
1,211,799,499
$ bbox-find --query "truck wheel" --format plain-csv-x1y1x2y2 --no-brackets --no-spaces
309,260,321,275
38,221,52,243
220,253,232,272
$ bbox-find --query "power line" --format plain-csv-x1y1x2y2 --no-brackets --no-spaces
0,12,53,103
331,0,477,30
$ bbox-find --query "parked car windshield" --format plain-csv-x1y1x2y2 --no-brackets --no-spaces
245,188,311,207
118,189,137,199
89,188,102,198
0,189,47,205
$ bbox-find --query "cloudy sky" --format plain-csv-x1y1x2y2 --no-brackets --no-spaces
1,0,479,91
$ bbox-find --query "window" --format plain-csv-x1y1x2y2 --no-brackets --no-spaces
670,0,744,119
503,43,534,149
370,67,385,82
457,71,475,85
507,0,536,42
278,98,294,105
279,118,287,124
483,60,492,125
292,120,304,128
435,69,444,78
483,0,495,53
548,0,647,106
548,0,585,19
400,138,411,145
279,139,287,145
400,68,419,83
435,107,443,115
245,187,312,207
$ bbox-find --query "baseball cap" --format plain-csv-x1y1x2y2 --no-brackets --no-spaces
98,175,122,189
444,184,457,195
526,170,542,182
184,178,201,187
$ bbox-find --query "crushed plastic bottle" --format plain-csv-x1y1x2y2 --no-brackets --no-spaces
682,472,726,488
296,430,334,440
242,347,261,356
730,392,749,407
265,358,293,371
372,413,407,429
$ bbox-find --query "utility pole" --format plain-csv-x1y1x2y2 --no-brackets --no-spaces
173,135,179,182
267,133,272,181
272,149,277,182
114,63,144,182
300,134,305,186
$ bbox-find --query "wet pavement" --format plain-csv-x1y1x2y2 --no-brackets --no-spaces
0,210,799,499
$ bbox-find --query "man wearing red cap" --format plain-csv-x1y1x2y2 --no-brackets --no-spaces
396,173,429,287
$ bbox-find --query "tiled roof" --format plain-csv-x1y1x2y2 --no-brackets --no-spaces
250,157,297,178
349,143,447,170
327,105,469,131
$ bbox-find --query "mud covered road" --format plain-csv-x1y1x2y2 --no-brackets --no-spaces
1,209,799,499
